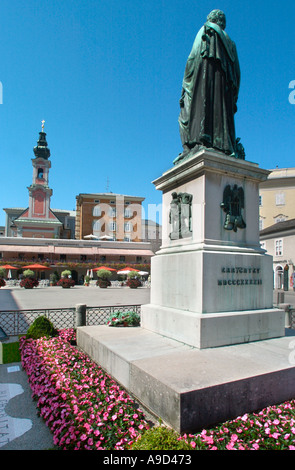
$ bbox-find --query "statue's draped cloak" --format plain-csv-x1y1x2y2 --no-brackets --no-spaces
178,21,240,156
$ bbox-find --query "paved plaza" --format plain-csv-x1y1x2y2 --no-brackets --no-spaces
0,285,150,310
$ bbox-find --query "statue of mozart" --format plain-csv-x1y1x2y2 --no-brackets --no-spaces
174,10,244,164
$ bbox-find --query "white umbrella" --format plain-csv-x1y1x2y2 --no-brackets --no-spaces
84,234,99,239
117,270,130,275
138,271,149,276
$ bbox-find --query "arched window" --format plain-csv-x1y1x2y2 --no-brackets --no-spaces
275,265,284,289
37,168,44,179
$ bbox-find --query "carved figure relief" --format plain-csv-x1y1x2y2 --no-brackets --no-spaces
169,192,193,240
220,184,246,232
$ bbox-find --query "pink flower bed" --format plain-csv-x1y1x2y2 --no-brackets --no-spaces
19,330,149,450
19,329,295,451
184,402,295,450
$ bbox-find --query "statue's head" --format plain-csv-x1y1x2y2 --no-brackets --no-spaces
207,9,226,30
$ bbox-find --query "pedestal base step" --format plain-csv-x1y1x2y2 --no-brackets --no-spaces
141,304,285,348
77,325,295,433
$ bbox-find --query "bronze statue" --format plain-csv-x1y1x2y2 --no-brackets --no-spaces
169,192,193,239
220,184,246,232
174,10,243,164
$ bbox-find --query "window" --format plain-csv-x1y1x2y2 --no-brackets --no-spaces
93,220,101,237
80,255,87,261
109,207,116,217
259,219,263,231
275,215,286,223
37,168,44,179
120,256,125,262
259,195,262,206
124,208,132,218
124,236,131,242
136,256,142,263
275,193,285,205
109,222,116,231
60,254,67,261
124,222,131,232
275,239,283,256
93,205,101,217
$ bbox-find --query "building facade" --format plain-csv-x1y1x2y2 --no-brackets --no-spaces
260,219,295,290
4,207,75,239
141,219,162,253
0,237,154,282
3,126,74,239
75,193,144,242
259,167,295,231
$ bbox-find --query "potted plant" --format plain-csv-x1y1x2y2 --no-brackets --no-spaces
0,268,6,288
126,271,142,289
96,269,112,288
49,272,59,286
57,269,75,288
20,269,39,289
106,310,140,327
84,275,90,286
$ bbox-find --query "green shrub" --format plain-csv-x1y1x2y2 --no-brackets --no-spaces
131,426,193,450
107,310,140,326
96,269,112,280
0,268,5,279
49,272,59,285
23,269,35,278
61,269,71,278
26,316,58,340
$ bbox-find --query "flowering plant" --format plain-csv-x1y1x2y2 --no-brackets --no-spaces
107,311,140,327
19,330,148,450
96,278,111,288
126,278,141,288
57,278,75,288
96,269,112,288
126,271,142,288
178,403,295,450
20,277,39,289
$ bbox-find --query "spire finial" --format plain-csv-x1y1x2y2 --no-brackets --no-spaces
41,120,45,132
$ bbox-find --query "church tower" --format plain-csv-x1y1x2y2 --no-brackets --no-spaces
13,122,62,238
28,121,53,220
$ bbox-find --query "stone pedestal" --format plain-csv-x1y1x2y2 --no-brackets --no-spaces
141,149,285,348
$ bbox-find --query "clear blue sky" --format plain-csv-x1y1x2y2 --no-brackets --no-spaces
0,0,294,227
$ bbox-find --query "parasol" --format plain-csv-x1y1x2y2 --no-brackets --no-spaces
93,266,117,272
23,264,51,270
117,267,140,275
0,264,18,270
